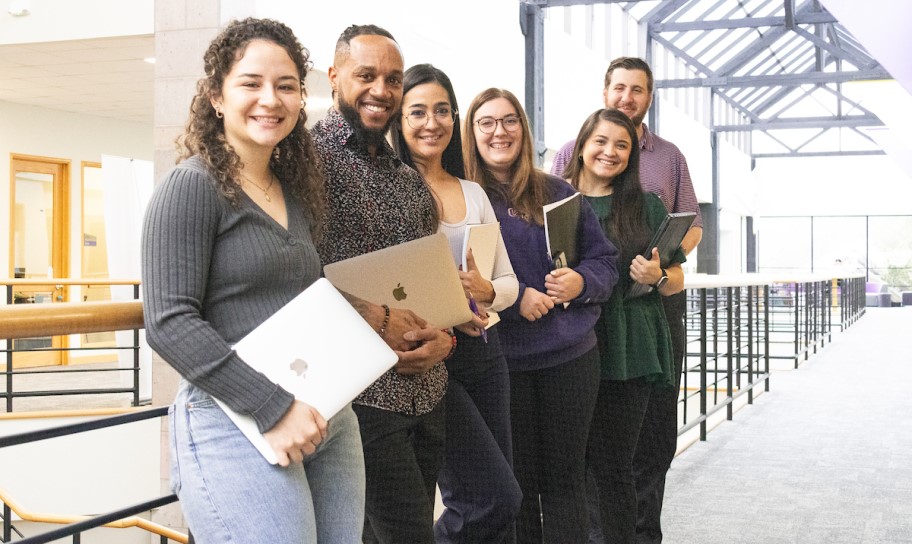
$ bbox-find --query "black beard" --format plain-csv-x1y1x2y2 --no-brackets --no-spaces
337,95,396,150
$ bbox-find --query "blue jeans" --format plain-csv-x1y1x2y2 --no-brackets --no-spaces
435,328,522,543
169,381,365,544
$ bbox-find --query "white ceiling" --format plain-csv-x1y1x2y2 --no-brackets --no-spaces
0,35,154,124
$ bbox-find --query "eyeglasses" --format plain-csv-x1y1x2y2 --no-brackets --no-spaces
474,115,522,134
403,107,457,129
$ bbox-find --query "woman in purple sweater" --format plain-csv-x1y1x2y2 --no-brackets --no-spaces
462,88,619,543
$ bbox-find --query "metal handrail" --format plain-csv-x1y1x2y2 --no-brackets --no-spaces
679,274,866,443
0,407,186,544
1,488,184,544
2,287,145,411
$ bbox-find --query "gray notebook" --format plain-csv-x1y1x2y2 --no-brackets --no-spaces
625,212,696,299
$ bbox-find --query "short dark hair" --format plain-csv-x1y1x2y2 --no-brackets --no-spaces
390,63,465,179
334,24,397,59
604,57,654,93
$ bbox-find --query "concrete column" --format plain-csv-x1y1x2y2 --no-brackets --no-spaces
697,130,720,274
151,0,247,534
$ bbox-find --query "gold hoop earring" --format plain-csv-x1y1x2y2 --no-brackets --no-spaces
215,107,223,119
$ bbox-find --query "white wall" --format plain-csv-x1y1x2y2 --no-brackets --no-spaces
255,0,526,123
0,413,160,516
0,101,152,282
543,4,641,151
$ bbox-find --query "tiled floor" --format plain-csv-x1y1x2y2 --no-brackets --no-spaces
662,307,912,544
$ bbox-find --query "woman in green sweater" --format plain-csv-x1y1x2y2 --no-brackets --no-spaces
563,108,685,544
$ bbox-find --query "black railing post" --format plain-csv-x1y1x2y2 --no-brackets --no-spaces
5,283,12,413
700,289,708,441
764,284,771,392
133,284,141,406
726,287,734,420
4,502,12,541
793,282,800,368
747,285,755,404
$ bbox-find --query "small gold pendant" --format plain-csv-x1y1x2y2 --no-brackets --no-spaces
264,192,271,202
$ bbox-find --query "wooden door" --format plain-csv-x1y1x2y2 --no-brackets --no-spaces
8,154,71,368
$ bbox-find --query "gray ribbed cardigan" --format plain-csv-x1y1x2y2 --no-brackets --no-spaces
141,156,321,433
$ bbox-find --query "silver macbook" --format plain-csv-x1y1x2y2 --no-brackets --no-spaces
323,232,474,329
214,278,398,464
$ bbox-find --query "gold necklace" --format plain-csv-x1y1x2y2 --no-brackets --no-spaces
244,173,276,202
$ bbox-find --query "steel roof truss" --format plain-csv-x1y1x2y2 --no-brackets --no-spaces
653,9,835,32
714,114,882,131
642,0,696,26
794,26,868,69
650,32,717,76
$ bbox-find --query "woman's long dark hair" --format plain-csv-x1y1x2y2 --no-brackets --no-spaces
177,17,325,233
567,108,648,262
390,63,465,179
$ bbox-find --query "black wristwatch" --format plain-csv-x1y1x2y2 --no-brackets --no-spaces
652,268,668,290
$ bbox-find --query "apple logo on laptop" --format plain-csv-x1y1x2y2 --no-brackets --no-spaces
289,358,309,378
392,283,407,301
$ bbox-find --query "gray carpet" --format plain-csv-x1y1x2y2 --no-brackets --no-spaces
662,307,912,543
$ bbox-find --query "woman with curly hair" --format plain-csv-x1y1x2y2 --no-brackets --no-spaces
141,18,363,543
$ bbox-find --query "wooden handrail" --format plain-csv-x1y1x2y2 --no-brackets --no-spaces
0,301,144,338
2,278,140,287
0,486,188,543
0,406,151,421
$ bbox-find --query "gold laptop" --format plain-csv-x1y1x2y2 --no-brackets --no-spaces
323,232,474,329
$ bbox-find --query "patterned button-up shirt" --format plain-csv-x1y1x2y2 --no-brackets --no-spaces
314,108,446,415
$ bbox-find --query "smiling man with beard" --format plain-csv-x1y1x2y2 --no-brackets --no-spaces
312,24,454,544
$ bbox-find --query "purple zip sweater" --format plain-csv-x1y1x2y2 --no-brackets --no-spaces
490,174,619,372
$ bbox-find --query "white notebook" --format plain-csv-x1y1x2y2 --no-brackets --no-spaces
462,222,502,328
214,278,398,464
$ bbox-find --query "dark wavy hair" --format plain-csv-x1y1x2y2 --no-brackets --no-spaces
390,63,465,179
177,17,325,232
566,108,648,262
462,88,550,225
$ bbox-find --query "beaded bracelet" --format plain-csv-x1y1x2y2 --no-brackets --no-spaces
442,329,458,361
377,304,390,338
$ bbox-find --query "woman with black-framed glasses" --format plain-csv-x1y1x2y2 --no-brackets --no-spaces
462,88,620,544
390,65,522,544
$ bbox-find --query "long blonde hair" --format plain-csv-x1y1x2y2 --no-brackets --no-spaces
462,88,550,225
